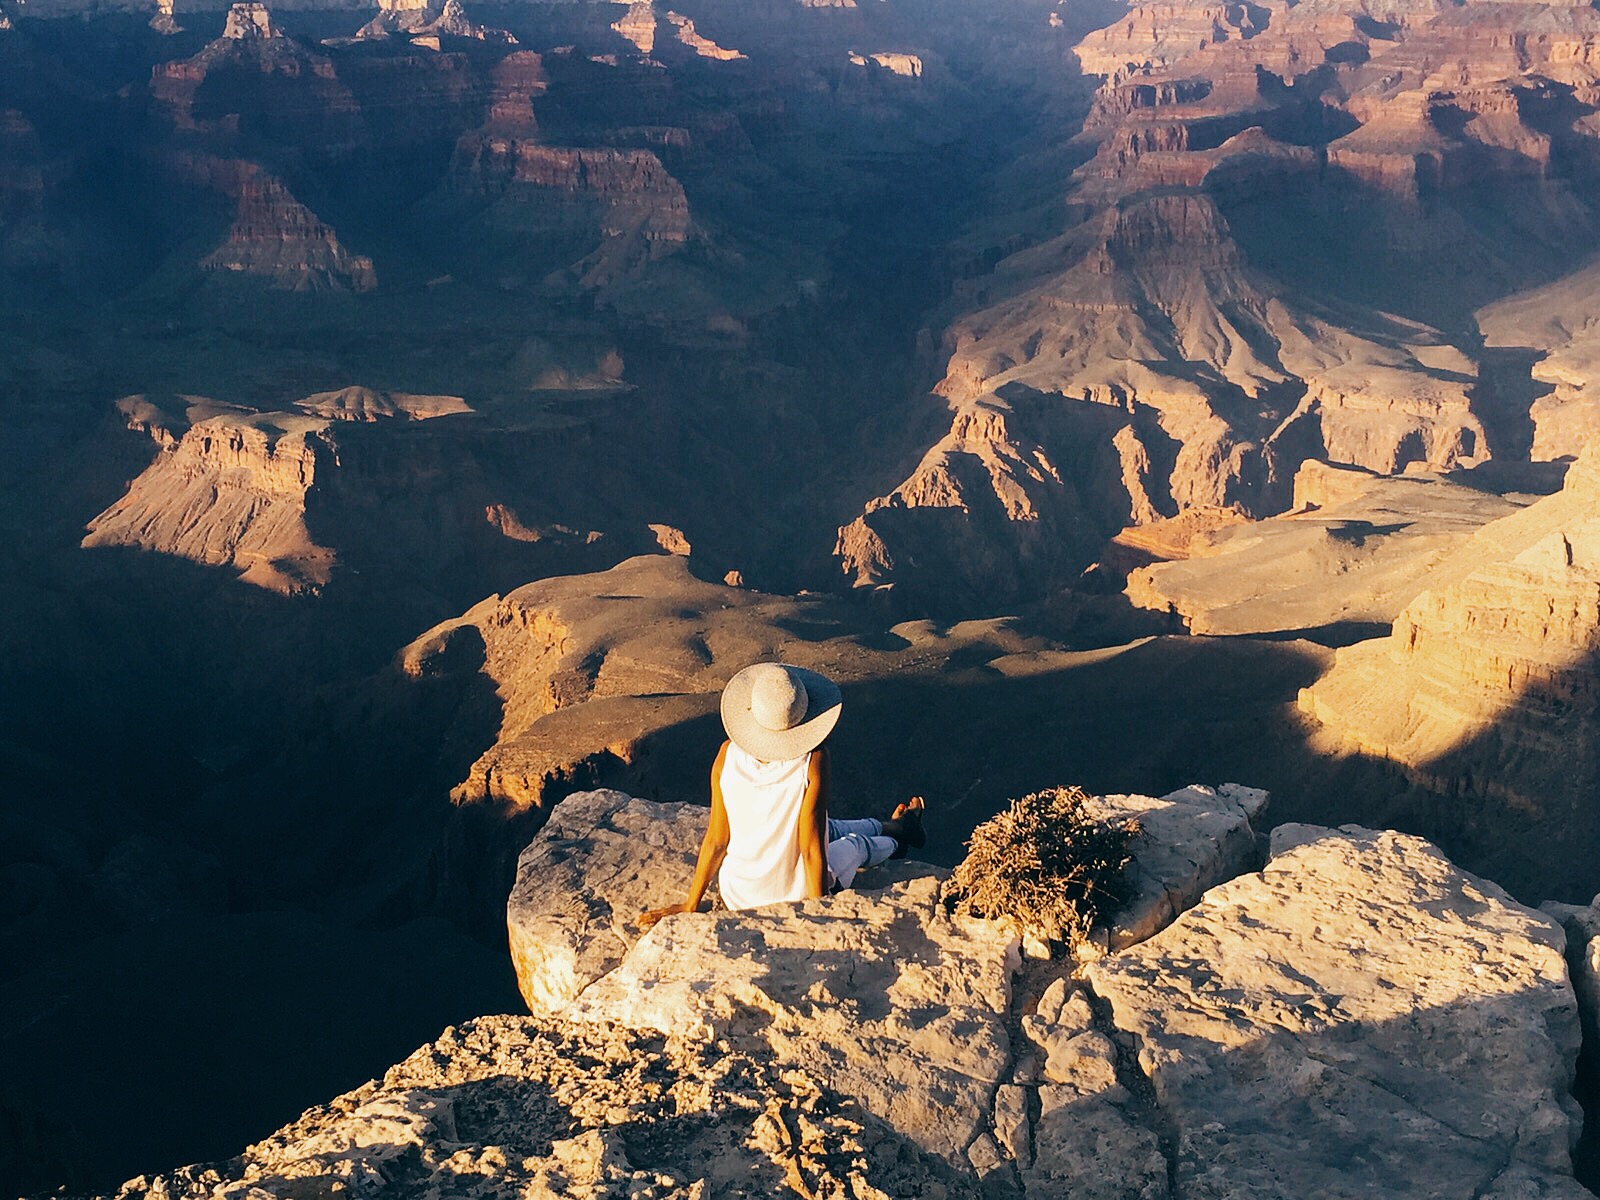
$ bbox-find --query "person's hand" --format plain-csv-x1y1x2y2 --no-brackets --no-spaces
638,904,688,931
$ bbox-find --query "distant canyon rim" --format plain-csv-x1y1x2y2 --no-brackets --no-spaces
4,0,1600,1192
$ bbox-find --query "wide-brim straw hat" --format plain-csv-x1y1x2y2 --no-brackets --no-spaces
720,662,842,762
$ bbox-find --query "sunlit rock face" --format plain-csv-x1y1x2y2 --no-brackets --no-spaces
1299,445,1600,893
1087,823,1585,1200
1121,464,1536,637
1479,261,1600,463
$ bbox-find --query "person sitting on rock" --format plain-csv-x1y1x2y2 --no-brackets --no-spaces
638,661,925,928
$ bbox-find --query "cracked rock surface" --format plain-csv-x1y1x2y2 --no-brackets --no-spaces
569,871,1020,1165
102,1016,980,1199
1086,823,1588,1200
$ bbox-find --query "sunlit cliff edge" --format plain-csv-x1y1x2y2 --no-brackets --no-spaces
95,784,1600,1200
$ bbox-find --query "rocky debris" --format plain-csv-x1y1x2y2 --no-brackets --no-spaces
1298,445,1600,891
1124,464,1535,636
102,1015,982,1200
1086,823,1587,1200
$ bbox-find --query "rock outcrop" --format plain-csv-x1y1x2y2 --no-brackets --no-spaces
506,789,710,1017
82,389,473,591
101,792,1593,1199
355,0,516,46
199,164,378,293
1087,823,1586,1199
837,0,1600,604
83,399,339,593
411,555,1044,814
506,783,1275,1168
1479,260,1600,463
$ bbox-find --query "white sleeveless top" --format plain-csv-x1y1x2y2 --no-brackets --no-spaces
717,743,812,910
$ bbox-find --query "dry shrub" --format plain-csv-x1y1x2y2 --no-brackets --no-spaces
945,785,1140,947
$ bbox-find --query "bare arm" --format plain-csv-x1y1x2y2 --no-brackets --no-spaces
797,746,829,900
639,741,732,929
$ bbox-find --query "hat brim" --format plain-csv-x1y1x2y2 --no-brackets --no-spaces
720,663,842,762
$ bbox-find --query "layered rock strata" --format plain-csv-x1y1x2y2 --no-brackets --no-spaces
1298,445,1600,845
82,389,472,592
841,0,1600,603
1479,260,1600,463
83,401,339,593
200,165,377,293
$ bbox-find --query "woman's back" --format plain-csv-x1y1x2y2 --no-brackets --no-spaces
717,742,811,910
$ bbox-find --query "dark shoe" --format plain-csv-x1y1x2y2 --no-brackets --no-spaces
886,800,926,858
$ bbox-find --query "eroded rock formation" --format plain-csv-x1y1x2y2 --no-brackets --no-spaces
83,398,338,593
1479,260,1600,463
838,0,1600,603
1087,822,1585,1199
1299,445,1600,892
409,555,1043,813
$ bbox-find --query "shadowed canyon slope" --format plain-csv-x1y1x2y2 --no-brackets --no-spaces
6,0,1600,1194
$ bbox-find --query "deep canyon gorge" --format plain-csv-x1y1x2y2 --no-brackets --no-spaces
5,0,1600,1193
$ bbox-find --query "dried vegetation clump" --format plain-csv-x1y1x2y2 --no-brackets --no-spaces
945,785,1139,947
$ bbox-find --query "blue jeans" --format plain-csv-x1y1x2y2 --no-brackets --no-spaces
826,818,896,890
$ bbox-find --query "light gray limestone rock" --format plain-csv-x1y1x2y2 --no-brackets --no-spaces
567,871,1020,1165
1081,782,1270,954
103,1016,982,1200
505,789,707,1015
1087,823,1588,1200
